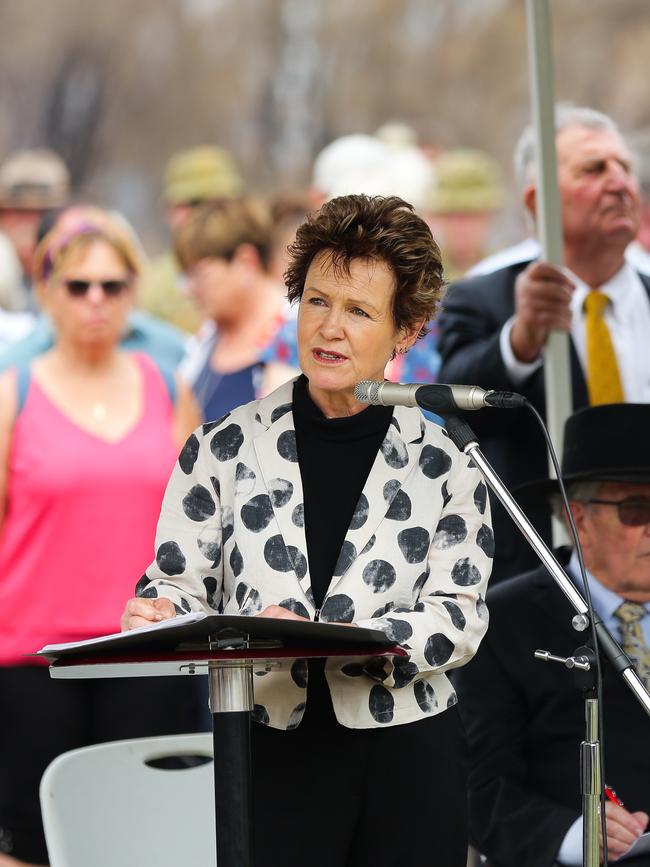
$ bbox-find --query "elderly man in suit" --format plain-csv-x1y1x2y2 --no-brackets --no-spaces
438,104,650,583
454,402,650,867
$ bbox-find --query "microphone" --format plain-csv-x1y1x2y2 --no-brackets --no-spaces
354,380,526,413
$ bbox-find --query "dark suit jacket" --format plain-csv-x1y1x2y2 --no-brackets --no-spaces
453,555,650,867
437,262,650,581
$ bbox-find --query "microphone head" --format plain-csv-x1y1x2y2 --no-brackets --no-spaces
354,380,381,404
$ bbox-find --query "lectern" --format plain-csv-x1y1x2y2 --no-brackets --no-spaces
39,613,402,867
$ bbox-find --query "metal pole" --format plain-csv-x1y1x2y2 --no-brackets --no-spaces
525,0,573,545
209,661,255,867
582,697,601,867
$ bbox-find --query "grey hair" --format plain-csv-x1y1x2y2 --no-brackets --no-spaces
513,103,624,192
549,479,603,525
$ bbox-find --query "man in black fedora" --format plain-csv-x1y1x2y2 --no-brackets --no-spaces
454,402,650,867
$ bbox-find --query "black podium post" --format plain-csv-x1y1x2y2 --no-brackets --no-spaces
208,660,254,867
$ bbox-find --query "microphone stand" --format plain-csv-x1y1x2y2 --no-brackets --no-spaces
441,413,650,867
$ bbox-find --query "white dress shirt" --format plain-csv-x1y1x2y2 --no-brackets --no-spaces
500,261,650,402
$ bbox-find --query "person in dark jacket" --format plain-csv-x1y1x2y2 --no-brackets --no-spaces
454,402,650,867
438,105,650,584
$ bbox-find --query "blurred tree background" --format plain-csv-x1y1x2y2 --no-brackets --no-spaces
1,0,649,249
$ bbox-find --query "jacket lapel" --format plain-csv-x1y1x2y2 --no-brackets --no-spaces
253,384,432,604
253,379,313,601
326,405,426,595
531,551,587,641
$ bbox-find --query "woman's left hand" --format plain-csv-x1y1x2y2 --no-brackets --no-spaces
256,604,357,626
257,604,309,621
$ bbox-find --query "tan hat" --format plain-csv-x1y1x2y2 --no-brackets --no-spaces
0,148,70,209
163,146,244,205
428,148,504,214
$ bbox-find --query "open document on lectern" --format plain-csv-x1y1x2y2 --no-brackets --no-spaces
36,611,394,663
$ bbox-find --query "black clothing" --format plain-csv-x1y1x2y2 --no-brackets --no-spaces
0,667,205,864
453,555,650,867
292,374,393,610
252,680,468,867
292,374,393,719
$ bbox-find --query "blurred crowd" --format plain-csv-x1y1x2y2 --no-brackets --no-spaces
1,117,649,451
0,124,509,867
1,105,650,867
0,125,511,385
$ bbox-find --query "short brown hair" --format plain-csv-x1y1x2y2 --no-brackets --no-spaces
284,194,444,339
175,198,272,270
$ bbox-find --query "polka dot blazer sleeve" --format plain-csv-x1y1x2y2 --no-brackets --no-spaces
135,420,226,615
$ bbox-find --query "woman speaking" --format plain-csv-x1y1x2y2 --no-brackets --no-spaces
122,194,493,867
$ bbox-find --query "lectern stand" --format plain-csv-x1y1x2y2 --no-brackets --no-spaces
39,614,403,867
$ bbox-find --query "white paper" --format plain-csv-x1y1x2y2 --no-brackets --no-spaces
37,611,208,655
620,831,650,862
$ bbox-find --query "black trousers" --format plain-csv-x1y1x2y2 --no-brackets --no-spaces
0,665,208,864
251,666,468,867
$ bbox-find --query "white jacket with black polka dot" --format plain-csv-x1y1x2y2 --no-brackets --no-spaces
137,378,493,730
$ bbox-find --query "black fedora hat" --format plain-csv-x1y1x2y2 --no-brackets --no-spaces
516,403,650,503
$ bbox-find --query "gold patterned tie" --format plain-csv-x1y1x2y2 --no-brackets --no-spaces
583,291,624,405
614,601,650,688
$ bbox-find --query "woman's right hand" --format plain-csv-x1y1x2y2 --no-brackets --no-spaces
601,801,648,861
120,596,176,631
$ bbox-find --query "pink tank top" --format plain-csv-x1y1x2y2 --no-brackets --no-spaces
0,353,178,665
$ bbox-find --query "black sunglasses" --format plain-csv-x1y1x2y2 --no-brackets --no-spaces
587,498,650,527
63,279,130,297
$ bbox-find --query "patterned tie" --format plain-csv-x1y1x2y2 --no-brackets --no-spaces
583,291,624,405
613,601,650,688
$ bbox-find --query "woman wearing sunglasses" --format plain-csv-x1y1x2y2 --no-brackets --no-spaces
0,213,202,867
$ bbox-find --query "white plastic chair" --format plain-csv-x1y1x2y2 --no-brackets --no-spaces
40,732,217,867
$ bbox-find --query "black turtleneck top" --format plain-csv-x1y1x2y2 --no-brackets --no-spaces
292,374,393,612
